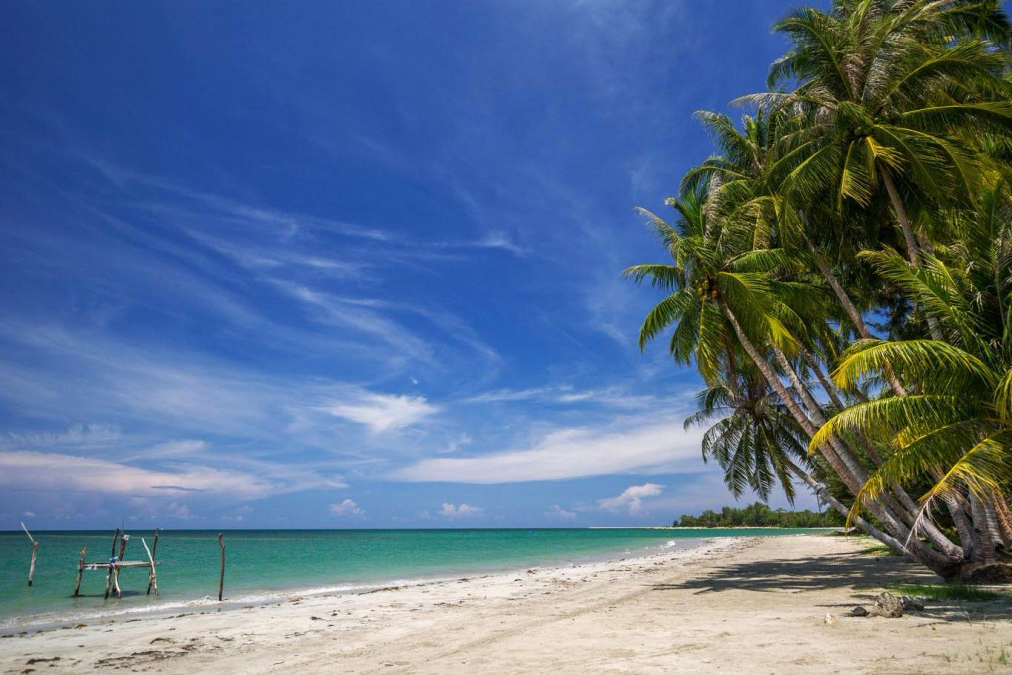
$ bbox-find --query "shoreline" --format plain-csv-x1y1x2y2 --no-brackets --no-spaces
3,533,1011,673
0,534,714,634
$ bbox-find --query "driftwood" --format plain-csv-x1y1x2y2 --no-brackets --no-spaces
73,548,87,597
218,533,226,601
103,528,120,600
141,537,158,597
146,529,160,596
113,533,130,597
21,522,39,587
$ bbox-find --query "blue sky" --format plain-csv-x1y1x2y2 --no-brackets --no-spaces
0,0,823,529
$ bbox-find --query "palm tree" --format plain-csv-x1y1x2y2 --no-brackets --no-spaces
626,0,1012,579
814,184,1012,563
624,189,961,570
684,370,817,505
761,0,1012,272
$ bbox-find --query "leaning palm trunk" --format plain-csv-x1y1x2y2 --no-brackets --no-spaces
771,344,964,558
879,169,946,342
717,298,964,577
804,239,908,397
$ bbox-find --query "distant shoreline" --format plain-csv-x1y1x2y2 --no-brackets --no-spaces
589,526,840,530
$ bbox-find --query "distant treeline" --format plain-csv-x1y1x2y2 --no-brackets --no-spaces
672,502,845,528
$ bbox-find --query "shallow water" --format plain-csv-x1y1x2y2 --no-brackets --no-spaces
0,528,823,628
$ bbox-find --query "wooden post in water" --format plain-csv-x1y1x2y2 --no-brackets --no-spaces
141,537,158,597
21,522,39,587
218,533,225,601
104,528,120,600
146,529,160,596
113,533,130,598
74,548,87,597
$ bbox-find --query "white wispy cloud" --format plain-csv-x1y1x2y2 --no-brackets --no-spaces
6,424,123,449
545,504,577,520
463,384,655,408
326,393,439,433
0,450,314,500
597,483,664,514
330,498,365,517
439,503,483,519
388,415,705,483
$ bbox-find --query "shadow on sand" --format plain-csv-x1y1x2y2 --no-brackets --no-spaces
649,546,1012,623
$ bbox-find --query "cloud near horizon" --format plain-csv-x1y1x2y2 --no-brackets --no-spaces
597,483,665,514
330,498,365,517
0,450,333,501
439,503,483,519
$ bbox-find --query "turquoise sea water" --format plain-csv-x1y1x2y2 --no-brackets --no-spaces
0,528,823,629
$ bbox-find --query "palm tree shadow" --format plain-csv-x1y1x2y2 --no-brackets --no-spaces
652,549,934,594
650,549,1012,622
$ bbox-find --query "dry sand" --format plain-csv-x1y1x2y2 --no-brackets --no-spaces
3,533,1011,674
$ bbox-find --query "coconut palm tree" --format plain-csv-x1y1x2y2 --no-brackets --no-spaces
684,370,817,505
624,189,964,571
760,0,1012,268
813,184,1012,562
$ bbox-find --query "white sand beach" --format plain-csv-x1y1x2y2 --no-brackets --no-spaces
3,534,1011,674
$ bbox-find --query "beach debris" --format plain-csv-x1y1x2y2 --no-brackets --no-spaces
847,606,869,617
21,522,39,587
900,596,924,612
872,591,904,617
146,529,161,596
824,613,839,625
218,533,226,602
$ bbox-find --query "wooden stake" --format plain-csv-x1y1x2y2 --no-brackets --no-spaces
146,529,160,596
74,548,87,597
141,537,158,597
218,533,225,602
21,522,38,587
104,528,120,600
113,533,129,598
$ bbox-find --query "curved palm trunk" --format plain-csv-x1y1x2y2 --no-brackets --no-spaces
718,302,912,538
796,352,965,558
991,496,1012,548
879,168,945,342
783,460,902,550
969,495,998,565
717,298,963,574
784,459,959,575
804,239,908,397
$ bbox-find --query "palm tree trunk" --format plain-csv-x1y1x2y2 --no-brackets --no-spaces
798,353,964,557
716,300,915,541
880,168,945,342
880,168,922,268
991,495,1012,548
784,460,903,548
770,347,873,487
804,239,909,397
969,494,997,565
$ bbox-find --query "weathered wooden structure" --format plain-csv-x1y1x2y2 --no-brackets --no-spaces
21,522,39,587
218,533,225,601
73,528,160,599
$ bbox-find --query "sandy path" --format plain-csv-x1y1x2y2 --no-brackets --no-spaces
3,534,1011,674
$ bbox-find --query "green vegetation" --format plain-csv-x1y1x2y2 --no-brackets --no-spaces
628,0,1012,580
892,583,1003,602
859,544,903,557
673,502,843,528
